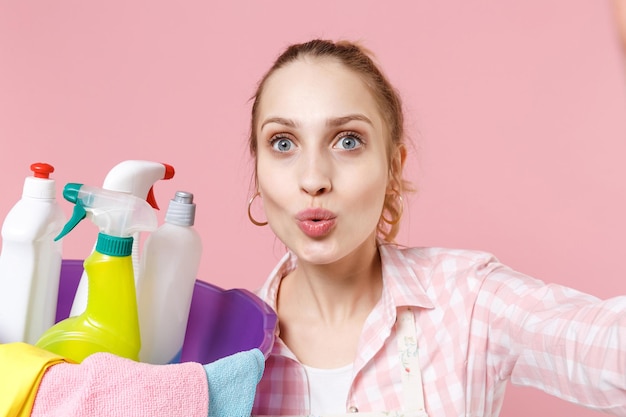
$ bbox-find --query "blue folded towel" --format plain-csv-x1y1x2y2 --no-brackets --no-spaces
203,348,265,417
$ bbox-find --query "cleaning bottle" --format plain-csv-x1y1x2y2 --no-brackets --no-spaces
70,160,175,317
36,183,157,363
137,191,203,364
0,162,66,344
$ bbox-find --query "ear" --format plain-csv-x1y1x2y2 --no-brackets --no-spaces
388,144,407,187
397,144,407,169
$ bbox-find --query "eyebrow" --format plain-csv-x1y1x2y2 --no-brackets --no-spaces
260,117,297,130
326,114,373,128
260,114,374,130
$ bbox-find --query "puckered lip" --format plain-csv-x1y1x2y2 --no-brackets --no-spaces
295,208,337,238
295,208,337,222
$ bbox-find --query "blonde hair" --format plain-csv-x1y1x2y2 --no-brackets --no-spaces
249,39,412,242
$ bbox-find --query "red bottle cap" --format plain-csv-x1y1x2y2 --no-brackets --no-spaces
30,162,55,179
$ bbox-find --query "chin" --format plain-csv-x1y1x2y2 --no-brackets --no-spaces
292,240,343,264
296,236,375,267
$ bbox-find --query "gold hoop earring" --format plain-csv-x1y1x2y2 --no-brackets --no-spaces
247,192,268,226
381,192,404,226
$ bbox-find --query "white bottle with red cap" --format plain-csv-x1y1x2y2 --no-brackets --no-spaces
0,162,67,344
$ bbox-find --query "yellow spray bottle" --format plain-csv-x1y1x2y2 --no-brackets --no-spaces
36,183,157,363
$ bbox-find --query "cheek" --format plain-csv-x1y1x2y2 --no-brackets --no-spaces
256,155,275,192
257,159,290,210
349,172,389,217
367,162,390,213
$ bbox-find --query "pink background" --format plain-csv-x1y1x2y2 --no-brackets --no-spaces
1,1,625,415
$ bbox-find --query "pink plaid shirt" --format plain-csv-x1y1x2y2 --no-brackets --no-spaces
253,243,626,416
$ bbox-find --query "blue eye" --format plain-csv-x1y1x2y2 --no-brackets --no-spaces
272,137,293,152
335,134,363,150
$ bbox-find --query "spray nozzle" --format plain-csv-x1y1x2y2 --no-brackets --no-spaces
55,183,158,242
102,160,175,210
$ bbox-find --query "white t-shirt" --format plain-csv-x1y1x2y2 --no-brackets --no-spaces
303,363,353,416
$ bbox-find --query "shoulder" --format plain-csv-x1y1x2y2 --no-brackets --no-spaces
387,245,552,304
380,243,501,277
379,244,511,305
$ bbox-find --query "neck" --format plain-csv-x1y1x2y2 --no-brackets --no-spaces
281,238,383,325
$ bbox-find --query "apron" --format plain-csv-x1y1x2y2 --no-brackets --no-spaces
256,308,429,417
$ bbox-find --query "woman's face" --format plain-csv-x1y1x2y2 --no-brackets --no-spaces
255,57,390,265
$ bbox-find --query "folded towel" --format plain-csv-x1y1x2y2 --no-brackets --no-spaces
203,348,265,417
31,348,264,417
32,352,209,417
0,343,71,417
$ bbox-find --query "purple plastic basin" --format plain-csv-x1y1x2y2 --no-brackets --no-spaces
56,260,276,363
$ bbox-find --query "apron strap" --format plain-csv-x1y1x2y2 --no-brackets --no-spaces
397,308,426,413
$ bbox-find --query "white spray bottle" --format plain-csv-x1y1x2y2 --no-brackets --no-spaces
0,163,67,344
69,160,175,317
137,191,202,364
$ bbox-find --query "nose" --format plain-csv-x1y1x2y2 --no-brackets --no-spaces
299,150,332,196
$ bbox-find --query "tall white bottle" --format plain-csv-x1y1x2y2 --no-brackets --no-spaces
137,191,202,364
0,162,66,344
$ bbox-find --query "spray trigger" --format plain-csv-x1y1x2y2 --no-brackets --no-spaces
55,183,87,241
55,204,86,241
146,186,159,210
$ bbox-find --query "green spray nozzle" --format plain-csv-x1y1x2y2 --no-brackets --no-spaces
55,183,158,242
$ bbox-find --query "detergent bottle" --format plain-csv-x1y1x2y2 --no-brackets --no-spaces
0,162,66,344
137,191,203,364
70,160,175,317
36,183,157,363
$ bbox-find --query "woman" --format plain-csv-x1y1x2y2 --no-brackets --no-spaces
247,39,626,416
21,39,626,417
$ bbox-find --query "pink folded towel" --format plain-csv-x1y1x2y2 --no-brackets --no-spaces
32,352,208,417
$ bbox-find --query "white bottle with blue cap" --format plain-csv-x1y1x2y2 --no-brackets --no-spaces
137,191,203,364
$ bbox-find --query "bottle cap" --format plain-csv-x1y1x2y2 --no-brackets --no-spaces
164,191,196,226
23,162,56,199
95,233,133,257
